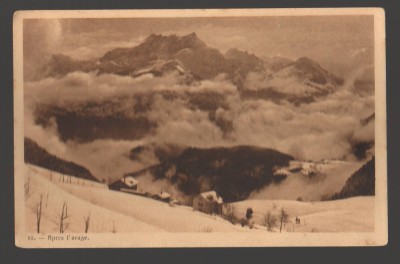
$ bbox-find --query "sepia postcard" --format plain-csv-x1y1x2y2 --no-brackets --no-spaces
13,8,387,248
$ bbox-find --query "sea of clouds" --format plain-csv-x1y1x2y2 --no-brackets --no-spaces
24,66,374,182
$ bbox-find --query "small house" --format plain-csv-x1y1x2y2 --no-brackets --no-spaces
152,191,171,203
300,162,318,176
273,168,291,177
193,190,223,215
108,176,138,192
169,199,181,206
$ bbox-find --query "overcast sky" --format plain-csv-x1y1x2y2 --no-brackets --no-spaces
24,16,374,78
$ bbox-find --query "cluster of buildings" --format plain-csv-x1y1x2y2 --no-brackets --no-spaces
108,175,175,203
273,160,320,177
108,175,224,215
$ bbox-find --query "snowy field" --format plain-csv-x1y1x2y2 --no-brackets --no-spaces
232,197,374,232
24,164,374,234
24,165,244,233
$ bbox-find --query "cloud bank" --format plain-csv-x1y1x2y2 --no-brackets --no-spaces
24,64,374,181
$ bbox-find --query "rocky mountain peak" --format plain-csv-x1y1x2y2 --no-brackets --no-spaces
226,48,260,61
225,48,264,72
293,57,344,86
294,57,323,71
142,32,205,51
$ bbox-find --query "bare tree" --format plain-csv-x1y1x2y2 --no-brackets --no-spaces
59,201,69,233
111,221,117,233
279,208,289,233
36,194,43,233
200,226,213,233
263,211,277,231
24,177,31,200
84,212,91,233
246,207,254,220
45,192,49,208
223,204,237,224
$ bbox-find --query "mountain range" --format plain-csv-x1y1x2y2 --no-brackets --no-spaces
32,32,352,143
43,32,344,98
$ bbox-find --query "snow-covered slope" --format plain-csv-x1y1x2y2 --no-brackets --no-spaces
232,196,374,232
25,164,374,234
25,166,162,233
25,165,244,233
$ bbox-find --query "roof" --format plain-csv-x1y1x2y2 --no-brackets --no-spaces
170,199,180,204
289,160,303,168
155,192,171,199
122,176,138,187
160,192,171,199
200,191,223,204
274,168,291,175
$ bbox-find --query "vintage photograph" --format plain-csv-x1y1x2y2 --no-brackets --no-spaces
13,9,387,247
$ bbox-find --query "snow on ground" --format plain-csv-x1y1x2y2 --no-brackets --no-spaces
25,164,374,234
232,196,374,232
25,165,244,233
58,184,245,233
25,165,164,234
